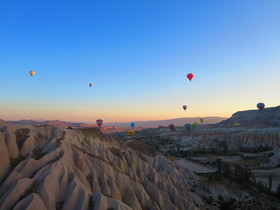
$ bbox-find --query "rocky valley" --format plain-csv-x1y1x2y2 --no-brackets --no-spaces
1,109,280,210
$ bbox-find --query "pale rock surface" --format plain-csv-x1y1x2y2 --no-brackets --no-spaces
13,193,48,210
0,120,202,210
198,128,280,149
92,192,133,210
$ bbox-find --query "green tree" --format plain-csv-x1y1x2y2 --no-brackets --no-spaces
268,174,272,192
223,162,231,178
217,158,222,173
276,184,280,198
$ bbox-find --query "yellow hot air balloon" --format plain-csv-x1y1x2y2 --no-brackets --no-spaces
233,123,240,127
200,118,204,124
128,130,135,137
29,71,36,77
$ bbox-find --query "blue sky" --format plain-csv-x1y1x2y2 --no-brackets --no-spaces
0,0,280,123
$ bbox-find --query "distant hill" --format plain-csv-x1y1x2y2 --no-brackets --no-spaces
7,117,227,129
7,120,96,128
218,105,280,127
103,117,227,128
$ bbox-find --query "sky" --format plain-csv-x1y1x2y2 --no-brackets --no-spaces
0,0,280,123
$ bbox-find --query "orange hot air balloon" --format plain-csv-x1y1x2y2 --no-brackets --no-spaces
89,83,93,87
187,73,194,81
128,130,135,137
29,71,36,77
96,119,103,127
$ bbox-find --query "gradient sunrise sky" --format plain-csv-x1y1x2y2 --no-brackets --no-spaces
0,0,280,123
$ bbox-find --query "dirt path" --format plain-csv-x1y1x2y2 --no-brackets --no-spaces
176,159,216,173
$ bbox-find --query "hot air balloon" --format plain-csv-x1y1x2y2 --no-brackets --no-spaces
168,124,175,132
183,105,187,111
130,122,135,128
200,118,204,124
257,103,265,111
29,71,36,77
233,123,240,127
184,123,191,132
187,73,194,81
89,83,93,87
96,119,103,127
192,123,197,129
128,130,135,137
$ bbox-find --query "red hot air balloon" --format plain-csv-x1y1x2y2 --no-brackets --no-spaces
187,73,194,81
168,124,175,132
89,83,93,87
96,119,103,127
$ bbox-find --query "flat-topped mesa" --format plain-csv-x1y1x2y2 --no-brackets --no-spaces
217,105,280,128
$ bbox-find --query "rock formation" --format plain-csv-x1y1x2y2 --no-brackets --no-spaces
199,127,280,149
217,105,280,128
0,120,203,210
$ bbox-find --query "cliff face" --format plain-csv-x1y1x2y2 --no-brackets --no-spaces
196,127,280,167
218,105,280,127
0,120,202,210
200,128,280,148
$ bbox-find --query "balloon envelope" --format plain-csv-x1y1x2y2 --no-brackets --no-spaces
128,130,135,137
183,105,187,111
200,118,204,123
96,119,103,127
234,123,240,127
192,123,197,129
184,123,191,132
89,83,93,87
257,103,265,111
187,73,194,81
130,122,135,128
29,71,36,77
168,124,175,131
